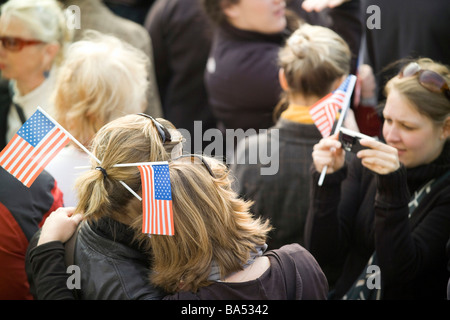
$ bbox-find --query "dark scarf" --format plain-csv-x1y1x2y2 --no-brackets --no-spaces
406,140,450,194
218,20,290,46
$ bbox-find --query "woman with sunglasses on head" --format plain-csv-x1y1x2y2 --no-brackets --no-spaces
27,153,328,300
0,0,72,149
146,155,328,300
305,58,450,299
26,113,184,300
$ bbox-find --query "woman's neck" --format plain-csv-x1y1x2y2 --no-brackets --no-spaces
289,94,321,107
222,256,270,283
15,74,46,96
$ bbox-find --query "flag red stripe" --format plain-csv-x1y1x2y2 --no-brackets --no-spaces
1,138,30,171
13,128,61,178
168,201,174,235
19,130,67,183
25,135,70,187
0,134,21,161
139,166,147,233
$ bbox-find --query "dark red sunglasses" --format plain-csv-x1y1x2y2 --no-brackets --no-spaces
399,62,450,101
0,36,45,52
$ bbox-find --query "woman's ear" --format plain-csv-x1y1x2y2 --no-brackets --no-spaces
42,42,60,70
441,116,450,140
222,1,240,19
279,68,290,91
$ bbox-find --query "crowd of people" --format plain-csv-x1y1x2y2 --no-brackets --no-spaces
0,0,448,301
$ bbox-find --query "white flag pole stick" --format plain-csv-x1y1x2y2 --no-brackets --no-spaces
317,75,357,186
119,181,142,201
37,107,141,200
113,161,168,167
75,161,169,170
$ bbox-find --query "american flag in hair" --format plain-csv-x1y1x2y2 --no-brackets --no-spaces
138,162,174,235
309,75,357,137
0,108,70,187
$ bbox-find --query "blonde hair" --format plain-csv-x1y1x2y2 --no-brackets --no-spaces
0,0,72,65
53,30,150,147
279,24,351,98
145,156,272,293
75,114,183,224
385,58,450,124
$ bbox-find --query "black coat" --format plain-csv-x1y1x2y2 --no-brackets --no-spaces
26,217,165,300
145,0,216,150
231,118,322,249
205,21,287,131
305,142,450,299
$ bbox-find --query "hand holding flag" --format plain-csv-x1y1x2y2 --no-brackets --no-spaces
308,74,357,186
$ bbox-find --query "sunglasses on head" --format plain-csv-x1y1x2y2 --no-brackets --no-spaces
0,36,45,52
398,62,450,101
172,154,215,178
137,113,172,143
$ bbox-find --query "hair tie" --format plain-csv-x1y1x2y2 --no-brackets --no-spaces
95,166,108,179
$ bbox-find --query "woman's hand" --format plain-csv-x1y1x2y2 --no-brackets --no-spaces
357,139,400,175
37,207,83,246
312,134,346,174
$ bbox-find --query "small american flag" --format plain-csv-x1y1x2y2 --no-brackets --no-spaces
0,108,70,187
309,75,357,137
139,163,174,235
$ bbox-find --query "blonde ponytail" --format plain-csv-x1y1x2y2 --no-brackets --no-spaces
75,114,183,222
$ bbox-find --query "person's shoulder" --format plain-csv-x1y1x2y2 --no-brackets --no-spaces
163,291,200,300
272,243,308,256
268,243,323,271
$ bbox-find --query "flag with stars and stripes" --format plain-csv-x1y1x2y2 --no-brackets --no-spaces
138,162,174,235
0,108,70,187
309,75,357,137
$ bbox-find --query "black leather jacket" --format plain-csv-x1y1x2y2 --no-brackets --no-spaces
74,218,164,300
26,217,165,300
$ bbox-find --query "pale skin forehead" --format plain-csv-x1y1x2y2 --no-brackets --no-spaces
383,89,432,128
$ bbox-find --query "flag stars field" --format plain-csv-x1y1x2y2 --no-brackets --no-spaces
0,109,70,187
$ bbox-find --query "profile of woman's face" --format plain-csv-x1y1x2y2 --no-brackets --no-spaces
0,15,49,83
224,0,287,34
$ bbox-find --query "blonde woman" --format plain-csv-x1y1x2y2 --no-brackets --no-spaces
26,114,183,299
0,0,72,148
231,24,352,250
27,153,328,300
45,31,152,206
307,58,450,299
150,155,328,299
